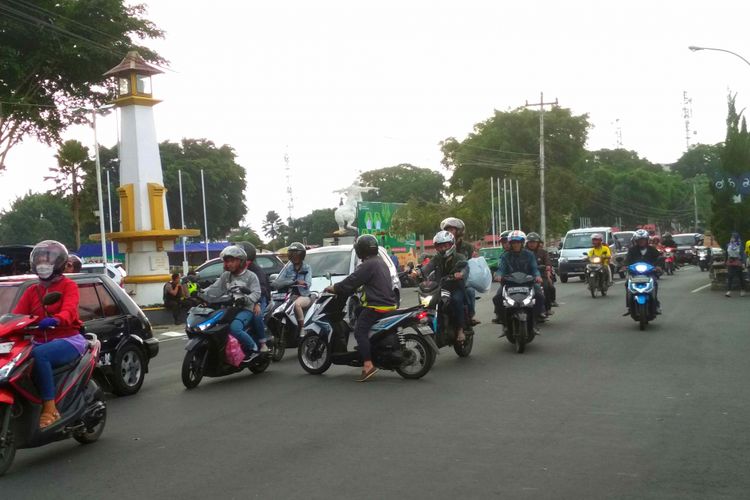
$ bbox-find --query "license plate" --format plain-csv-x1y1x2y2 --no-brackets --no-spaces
0,342,14,354
507,286,530,294
630,276,651,283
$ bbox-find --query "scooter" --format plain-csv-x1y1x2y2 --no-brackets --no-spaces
696,247,710,271
663,247,676,275
181,287,271,389
265,280,306,362
0,292,107,476
625,262,658,331
297,293,437,379
500,272,538,353
585,254,609,298
417,277,473,357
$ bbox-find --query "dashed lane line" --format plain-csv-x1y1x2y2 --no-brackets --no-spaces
690,283,711,294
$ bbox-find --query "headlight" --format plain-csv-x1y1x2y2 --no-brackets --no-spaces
591,257,602,264
635,264,648,273
559,257,568,263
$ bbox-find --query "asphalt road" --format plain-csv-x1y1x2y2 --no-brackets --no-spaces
4,267,750,499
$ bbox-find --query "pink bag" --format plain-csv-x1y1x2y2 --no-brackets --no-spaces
225,335,244,367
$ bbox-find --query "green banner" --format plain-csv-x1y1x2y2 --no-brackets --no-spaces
357,201,416,252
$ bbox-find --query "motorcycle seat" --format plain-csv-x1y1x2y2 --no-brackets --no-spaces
378,305,421,317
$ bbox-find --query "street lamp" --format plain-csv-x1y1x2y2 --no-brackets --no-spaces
688,45,750,68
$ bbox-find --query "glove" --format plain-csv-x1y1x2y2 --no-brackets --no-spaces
235,296,248,307
38,317,59,329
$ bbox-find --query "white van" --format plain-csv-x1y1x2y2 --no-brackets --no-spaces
557,227,615,283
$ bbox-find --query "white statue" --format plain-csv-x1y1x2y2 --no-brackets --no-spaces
333,181,377,234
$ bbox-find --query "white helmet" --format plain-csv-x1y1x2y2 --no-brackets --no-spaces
591,233,603,242
440,217,465,237
508,230,526,243
220,245,247,266
433,230,456,257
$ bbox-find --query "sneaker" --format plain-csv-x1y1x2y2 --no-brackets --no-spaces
259,344,269,353
726,291,732,297
243,352,259,363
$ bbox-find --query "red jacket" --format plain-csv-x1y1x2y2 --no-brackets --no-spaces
12,276,83,341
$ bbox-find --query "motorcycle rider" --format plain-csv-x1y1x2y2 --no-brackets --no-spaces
273,242,312,335
412,230,469,344
324,235,397,382
236,241,270,352
526,232,556,314
203,245,262,362
64,254,83,273
625,229,662,314
440,217,479,325
587,233,613,286
492,231,545,329
499,230,511,252
12,240,85,429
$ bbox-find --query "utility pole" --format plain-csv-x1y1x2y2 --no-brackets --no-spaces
683,91,694,151
525,92,558,244
693,181,699,231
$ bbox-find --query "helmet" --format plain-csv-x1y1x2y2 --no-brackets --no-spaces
220,245,247,266
354,234,379,259
235,241,257,262
634,229,650,241
66,254,83,273
508,230,526,243
500,230,511,242
287,242,306,261
440,217,465,237
591,233,603,242
663,232,672,239
433,230,456,257
526,232,542,243
30,240,68,280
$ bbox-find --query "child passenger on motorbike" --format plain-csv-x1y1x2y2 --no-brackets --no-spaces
203,245,263,362
324,235,397,382
12,240,85,429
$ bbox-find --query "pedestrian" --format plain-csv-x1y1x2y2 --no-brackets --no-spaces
389,248,401,272
725,232,746,297
163,272,187,323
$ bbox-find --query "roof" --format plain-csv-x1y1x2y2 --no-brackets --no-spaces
104,51,163,77
566,227,613,234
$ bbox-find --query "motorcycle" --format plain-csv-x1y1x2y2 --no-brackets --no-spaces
417,277,473,357
500,272,538,353
697,247,710,272
265,280,306,362
181,287,271,389
663,247,676,275
297,293,437,379
626,262,658,331
585,254,609,298
0,292,106,476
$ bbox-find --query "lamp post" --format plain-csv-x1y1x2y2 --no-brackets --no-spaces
688,46,750,68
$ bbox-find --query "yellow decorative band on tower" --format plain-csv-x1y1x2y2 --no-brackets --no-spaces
118,183,135,232
147,183,167,230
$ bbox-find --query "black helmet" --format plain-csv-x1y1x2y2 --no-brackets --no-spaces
235,241,257,262
526,232,542,243
287,242,306,260
31,240,69,280
354,234,379,259
66,254,83,273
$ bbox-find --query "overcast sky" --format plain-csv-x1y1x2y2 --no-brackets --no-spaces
3,0,750,235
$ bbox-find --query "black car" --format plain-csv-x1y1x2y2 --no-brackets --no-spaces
0,273,159,396
194,253,285,289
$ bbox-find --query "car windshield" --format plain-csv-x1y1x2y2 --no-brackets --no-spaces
0,284,21,314
305,251,350,278
563,233,598,249
672,235,697,246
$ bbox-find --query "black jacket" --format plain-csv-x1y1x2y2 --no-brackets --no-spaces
421,252,468,283
248,262,271,301
333,256,396,309
625,245,661,266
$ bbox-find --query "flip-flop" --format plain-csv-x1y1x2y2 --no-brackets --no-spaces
357,367,379,382
39,410,61,429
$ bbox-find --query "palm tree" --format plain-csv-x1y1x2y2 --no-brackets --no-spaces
262,210,284,241
46,140,92,250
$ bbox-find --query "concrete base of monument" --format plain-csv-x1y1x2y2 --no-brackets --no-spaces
122,249,172,306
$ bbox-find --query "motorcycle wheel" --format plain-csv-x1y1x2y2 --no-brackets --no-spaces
396,333,434,379
514,318,527,353
579,275,586,282
638,303,648,331
619,271,626,279
560,274,568,283
0,406,15,477
589,285,596,298
453,333,473,357
181,348,205,389
74,389,107,445
297,333,332,375
271,327,287,362
249,357,271,374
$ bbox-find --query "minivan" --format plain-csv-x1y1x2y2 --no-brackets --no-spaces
558,227,615,283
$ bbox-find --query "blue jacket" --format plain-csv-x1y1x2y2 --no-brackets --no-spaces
496,249,541,279
274,261,312,297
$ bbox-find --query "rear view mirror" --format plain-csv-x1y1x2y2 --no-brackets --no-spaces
42,292,62,306
558,242,563,250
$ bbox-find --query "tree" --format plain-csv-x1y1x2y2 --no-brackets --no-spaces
46,140,92,249
160,139,247,240
0,1,164,170
0,192,74,248
228,226,263,248
391,200,452,239
285,209,338,246
359,164,445,203
262,211,285,243
671,143,723,179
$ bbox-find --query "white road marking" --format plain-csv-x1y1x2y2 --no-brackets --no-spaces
690,283,711,294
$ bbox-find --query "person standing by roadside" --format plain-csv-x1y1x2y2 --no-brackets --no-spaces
164,273,187,324
725,232,746,297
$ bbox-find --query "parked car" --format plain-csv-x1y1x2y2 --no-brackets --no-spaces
194,252,284,289
302,244,401,304
0,244,33,277
81,262,126,286
478,247,504,272
672,233,703,264
0,273,159,396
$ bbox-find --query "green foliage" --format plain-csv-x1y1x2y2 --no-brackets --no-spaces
262,211,285,244
391,200,452,239
228,226,263,247
0,192,74,248
285,209,338,246
672,143,723,179
0,0,164,169
359,164,445,203
160,139,247,240
47,140,92,249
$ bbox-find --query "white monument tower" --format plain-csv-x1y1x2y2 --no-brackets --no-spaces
101,51,198,305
